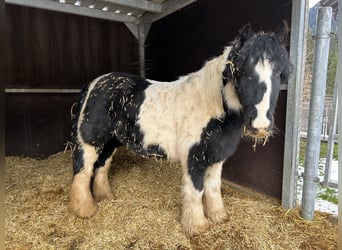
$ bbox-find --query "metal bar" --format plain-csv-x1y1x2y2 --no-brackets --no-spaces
5,88,81,93
327,181,338,189
323,78,338,186
282,0,308,209
301,7,332,220
138,24,146,77
5,0,138,23
337,3,342,245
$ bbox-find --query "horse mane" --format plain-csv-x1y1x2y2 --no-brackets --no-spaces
224,31,290,83
180,46,233,118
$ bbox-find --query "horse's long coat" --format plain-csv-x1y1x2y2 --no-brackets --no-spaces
70,23,290,235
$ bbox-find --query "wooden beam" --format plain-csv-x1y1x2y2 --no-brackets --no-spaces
78,0,96,7
5,0,138,23
141,0,196,23
102,0,161,13
5,88,81,93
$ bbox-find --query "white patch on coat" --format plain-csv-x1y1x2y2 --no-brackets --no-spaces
137,48,232,163
181,172,210,235
222,82,242,112
252,58,273,129
203,161,227,223
70,143,98,218
93,149,117,201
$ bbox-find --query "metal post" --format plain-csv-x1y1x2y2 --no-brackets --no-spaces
301,7,332,220
337,0,342,246
282,0,308,209
125,22,150,78
138,24,146,77
323,79,338,187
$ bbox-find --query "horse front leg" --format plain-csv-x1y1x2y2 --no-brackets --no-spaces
181,164,210,236
203,161,227,223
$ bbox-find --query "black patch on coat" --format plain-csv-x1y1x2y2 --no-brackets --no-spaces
187,112,244,191
94,138,122,169
72,147,85,175
71,83,90,175
73,72,155,174
146,144,167,158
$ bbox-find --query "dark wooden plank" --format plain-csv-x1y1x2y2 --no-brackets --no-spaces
5,4,139,157
5,94,78,157
222,92,288,199
5,4,139,88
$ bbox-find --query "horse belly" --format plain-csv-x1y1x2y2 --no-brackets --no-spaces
137,109,178,160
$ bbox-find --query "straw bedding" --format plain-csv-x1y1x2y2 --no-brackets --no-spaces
5,148,337,249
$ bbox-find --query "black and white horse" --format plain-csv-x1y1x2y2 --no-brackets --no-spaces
70,23,290,235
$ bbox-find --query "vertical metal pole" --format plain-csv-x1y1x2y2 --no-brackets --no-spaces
301,7,332,220
337,0,342,245
282,0,308,209
323,79,338,187
138,24,146,77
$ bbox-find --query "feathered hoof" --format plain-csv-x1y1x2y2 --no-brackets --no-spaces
93,180,114,202
206,209,228,224
70,180,98,218
70,195,98,218
94,191,114,202
182,216,211,236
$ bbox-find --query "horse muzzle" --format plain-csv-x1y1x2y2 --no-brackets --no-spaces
243,126,272,139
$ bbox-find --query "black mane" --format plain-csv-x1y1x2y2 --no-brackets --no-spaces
223,31,290,84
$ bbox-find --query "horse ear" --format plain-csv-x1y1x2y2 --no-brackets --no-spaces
238,23,254,44
274,21,289,44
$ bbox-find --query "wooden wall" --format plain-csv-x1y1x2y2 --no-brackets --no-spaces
146,0,292,199
5,4,139,157
5,0,292,199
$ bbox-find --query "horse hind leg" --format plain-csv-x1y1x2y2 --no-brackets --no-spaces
93,139,120,202
70,143,98,218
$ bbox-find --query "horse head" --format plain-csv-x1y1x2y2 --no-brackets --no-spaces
223,22,291,141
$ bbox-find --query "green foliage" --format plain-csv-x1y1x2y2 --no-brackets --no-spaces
318,187,338,204
305,32,315,73
305,31,338,96
326,35,338,96
299,139,338,163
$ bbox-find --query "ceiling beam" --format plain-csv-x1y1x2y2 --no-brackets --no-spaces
5,0,138,23
103,0,161,13
141,0,197,23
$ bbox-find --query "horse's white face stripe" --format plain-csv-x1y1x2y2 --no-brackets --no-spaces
252,58,273,129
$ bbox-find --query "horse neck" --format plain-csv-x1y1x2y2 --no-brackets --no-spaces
190,46,242,115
